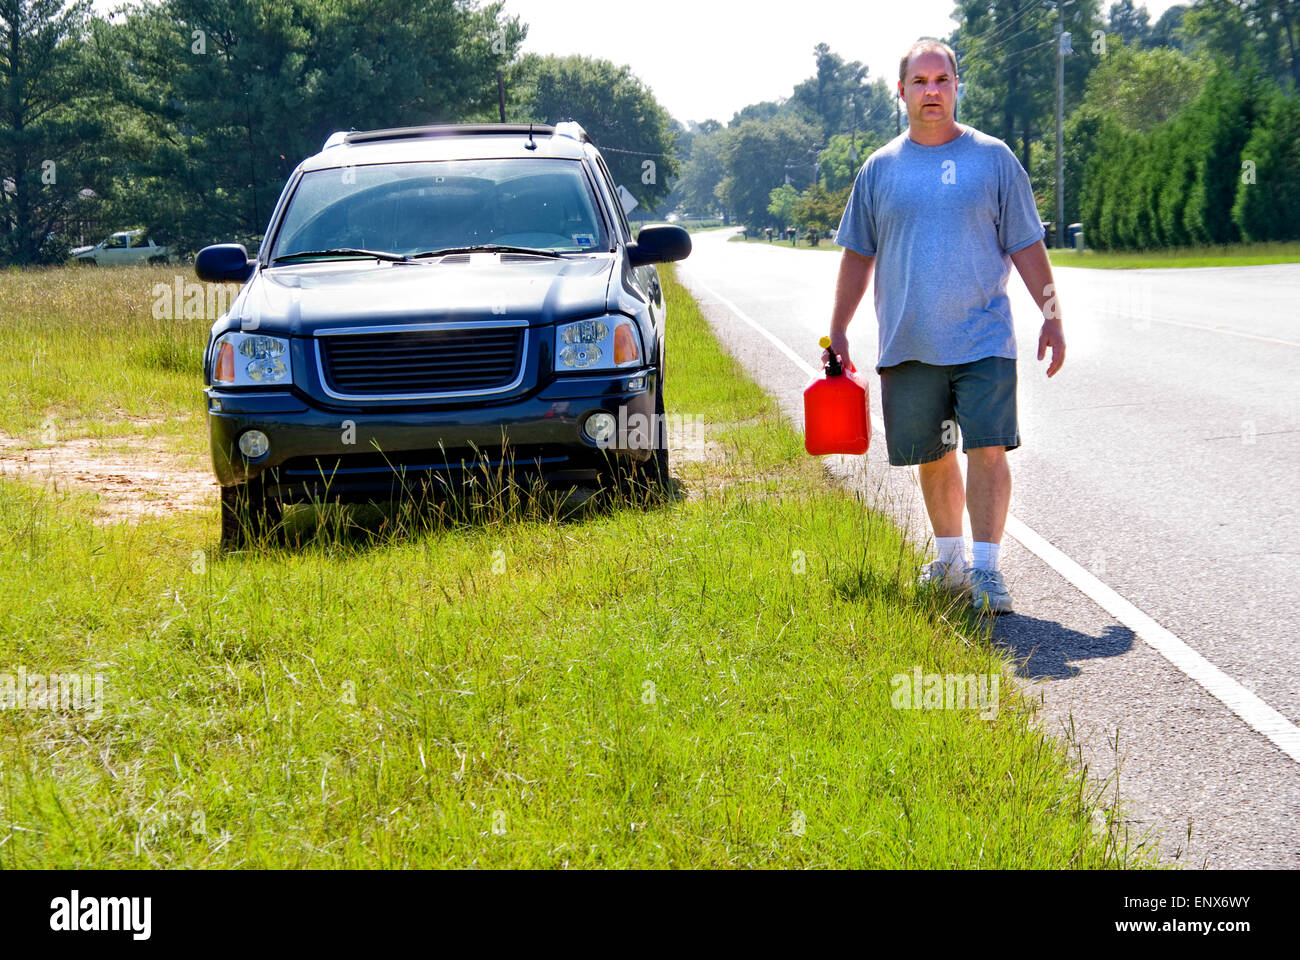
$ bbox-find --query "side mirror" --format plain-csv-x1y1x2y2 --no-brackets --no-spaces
627,224,691,267
196,243,255,283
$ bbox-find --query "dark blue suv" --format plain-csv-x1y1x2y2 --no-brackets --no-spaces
195,123,691,544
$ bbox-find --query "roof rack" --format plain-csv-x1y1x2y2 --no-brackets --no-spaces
337,124,557,147
553,121,591,144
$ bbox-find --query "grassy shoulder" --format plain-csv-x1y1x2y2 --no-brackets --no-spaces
729,233,841,252
631,221,728,234
1048,240,1300,269
724,230,1300,269
0,263,1154,868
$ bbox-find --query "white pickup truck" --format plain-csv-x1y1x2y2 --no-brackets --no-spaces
71,230,171,266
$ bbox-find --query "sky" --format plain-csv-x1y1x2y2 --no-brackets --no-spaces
503,0,1190,126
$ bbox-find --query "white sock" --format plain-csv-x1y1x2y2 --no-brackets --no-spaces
936,536,967,568
973,541,1001,571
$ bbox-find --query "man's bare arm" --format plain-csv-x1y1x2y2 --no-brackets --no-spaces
826,248,874,371
1008,239,1066,378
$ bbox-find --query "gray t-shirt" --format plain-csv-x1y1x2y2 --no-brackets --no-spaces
835,125,1044,371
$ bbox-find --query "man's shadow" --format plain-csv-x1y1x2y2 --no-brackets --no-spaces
988,614,1134,680
835,573,1134,681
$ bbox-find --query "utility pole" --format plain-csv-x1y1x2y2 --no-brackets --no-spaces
850,96,858,165
1055,3,1072,249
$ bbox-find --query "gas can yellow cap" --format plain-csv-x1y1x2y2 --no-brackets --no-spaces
819,336,832,349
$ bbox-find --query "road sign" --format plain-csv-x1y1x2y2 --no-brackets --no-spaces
616,184,639,216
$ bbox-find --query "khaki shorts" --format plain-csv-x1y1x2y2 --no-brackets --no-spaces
878,356,1020,466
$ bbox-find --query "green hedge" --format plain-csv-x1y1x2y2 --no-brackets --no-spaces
1079,63,1294,251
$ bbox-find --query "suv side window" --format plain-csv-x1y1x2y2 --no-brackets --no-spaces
592,154,633,242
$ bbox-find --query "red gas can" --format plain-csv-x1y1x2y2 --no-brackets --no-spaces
804,336,870,456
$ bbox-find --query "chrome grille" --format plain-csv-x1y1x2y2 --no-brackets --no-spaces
317,325,526,399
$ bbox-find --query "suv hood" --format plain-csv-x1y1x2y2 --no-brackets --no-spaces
231,255,615,335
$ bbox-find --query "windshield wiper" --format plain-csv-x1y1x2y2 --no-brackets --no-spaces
411,244,566,259
272,248,415,264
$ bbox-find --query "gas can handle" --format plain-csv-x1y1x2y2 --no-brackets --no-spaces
819,336,844,377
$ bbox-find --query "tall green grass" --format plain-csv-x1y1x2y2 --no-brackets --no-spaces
0,264,215,442
0,263,1158,868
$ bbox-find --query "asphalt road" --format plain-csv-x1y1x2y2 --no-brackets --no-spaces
678,228,1300,868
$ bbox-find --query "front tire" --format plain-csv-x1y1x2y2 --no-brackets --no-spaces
607,372,670,495
220,477,283,548
647,369,669,485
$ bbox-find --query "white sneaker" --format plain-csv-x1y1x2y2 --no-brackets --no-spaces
916,559,971,593
970,568,1013,614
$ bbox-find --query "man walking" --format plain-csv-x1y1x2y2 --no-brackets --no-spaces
828,38,1066,614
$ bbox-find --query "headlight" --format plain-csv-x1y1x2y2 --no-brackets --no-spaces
211,332,293,386
554,317,642,372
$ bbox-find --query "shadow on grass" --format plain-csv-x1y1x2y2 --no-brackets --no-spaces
830,565,912,610
831,560,1137,680
218,467,689,558
830,565,988,635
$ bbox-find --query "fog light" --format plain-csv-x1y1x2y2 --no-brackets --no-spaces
583,412,617,445
238,430,270,459
626,376,645,392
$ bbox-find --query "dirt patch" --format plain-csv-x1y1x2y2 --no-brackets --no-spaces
664,419,726,502
669,419,816,504
0,417,765,519
668,432,726,464
0,430,215,524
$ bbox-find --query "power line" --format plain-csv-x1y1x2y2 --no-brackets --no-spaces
975,15,1053,55
956,0,1048,54
1019,35,1060,54
597,145,675,158
981,0,1049,46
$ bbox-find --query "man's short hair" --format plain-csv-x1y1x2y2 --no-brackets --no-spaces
899,38,958,86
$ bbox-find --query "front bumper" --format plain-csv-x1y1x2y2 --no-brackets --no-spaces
207,371,658,503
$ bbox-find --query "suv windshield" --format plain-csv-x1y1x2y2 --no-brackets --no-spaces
270,158,608,261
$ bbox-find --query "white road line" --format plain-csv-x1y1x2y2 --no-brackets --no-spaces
683,270,1300,767
1142,316,1300,349
692,285,821,380
1004,518,1300,764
